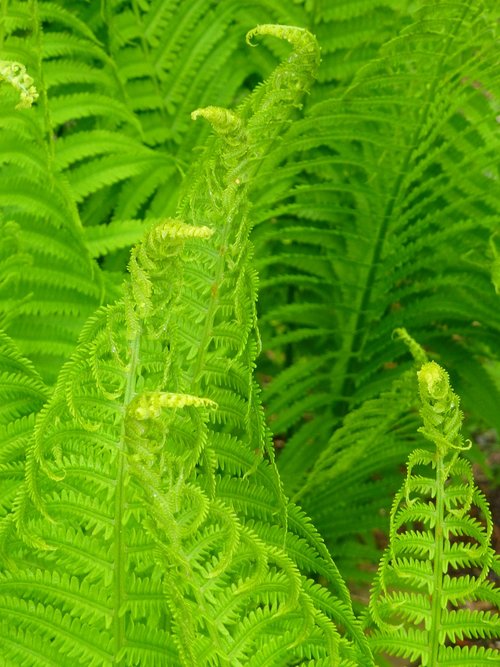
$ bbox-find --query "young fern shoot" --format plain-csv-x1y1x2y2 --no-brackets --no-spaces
368,361,500,666
0,60,38,109
0,25,371,666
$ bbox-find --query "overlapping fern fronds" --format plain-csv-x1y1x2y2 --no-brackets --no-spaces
0,327,47,522
0,24,372,666
307,0,413,87
0,2,109,382
0,0,303,379
367,360,500,665
253,0,500,574
0,1,498,663
45,0,312,261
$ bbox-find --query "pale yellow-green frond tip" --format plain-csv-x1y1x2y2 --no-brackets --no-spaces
245,25,320,67
246,24,312,50
191,107,242,135
392,328,428,366
132,391,218,421
0,60,38,109
417,361,449,401
156,219,213,240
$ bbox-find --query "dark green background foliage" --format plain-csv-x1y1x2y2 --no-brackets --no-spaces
0,1,498,665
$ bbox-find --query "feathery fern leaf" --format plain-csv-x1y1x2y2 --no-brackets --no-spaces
367,360,500,665
291,331,429,583
0,328,47,523
50,0,311,247
297,364,424,583
308,0,413,87
253,0,500,573
0,25,372,666
259,0,500,467
0,3,109,382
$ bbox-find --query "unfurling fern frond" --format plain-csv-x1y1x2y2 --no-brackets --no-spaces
254,0,500,492
0,60,38,109
0,26,372,666
252,0,500,583
367,361,500,666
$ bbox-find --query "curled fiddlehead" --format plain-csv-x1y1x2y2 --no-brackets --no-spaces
0,60,38,108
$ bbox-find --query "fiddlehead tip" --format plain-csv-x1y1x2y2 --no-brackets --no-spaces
0,60,38,109
417,361,469,454
418,361,448,401
393,327,428,366
130,391,218,421
191,106,243,136
245,24,319,62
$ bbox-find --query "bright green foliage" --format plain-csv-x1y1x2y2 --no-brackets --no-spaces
255,0,500,575
0,1,498,665
0,328,47,524
0,2,107,383
0,22,371,667
368,361,500,665
295,366,423,583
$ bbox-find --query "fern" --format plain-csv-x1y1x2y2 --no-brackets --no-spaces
0,2,498,664
0,24,372,666
258,0,500,470
367,360,500,665
286,330,427,583
48,0,311,246
253,0,500,577
0,327,47,524
0,2,108,382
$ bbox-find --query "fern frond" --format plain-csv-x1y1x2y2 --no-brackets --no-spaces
0,4,111,382
0,25,372,666
58,0,311,246
311,0,413,85
253,1,500,578
292,332,427,580
0,329,47,521
368,361,500,665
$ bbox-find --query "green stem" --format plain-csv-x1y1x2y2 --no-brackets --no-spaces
429,451,446,667
113,328,141,663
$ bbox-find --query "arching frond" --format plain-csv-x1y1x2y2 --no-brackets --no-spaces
45,0,312,248
0,4,108,382
253,1,500,578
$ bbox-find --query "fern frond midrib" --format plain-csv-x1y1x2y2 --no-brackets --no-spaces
111,325,141,657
